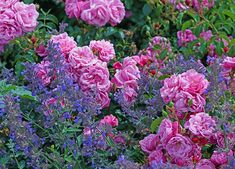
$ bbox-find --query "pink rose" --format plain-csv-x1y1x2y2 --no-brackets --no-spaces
35,43,48,57
0,9,22,45
113,61,122,69
210,150,233,166
100,114,118,127
184,112,216,138
65,0,89,19
0,0,18,8
107,0,125,26
139,134,160,154
81,0,110,26
34,61,51,86
122,84,138,103
79,60,111,92
195,159,216,169
200,30,213,41
160,75,188,103
177,29,197,47
165,134,193,162
13,2,39,32
221,57,235,70
148,150,166,165
50,33,77,58
96,91,110,108
89,40,115,62
214,132,235,149
68,46,96,69
181,69,209,94
157,119,179,146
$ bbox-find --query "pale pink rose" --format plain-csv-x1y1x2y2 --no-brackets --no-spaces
13,2,39,32
174,92,206,117
50,33,77,57
221,57,235,70
65,0,89,19
157,119,179,146
148,150,166,165
165,134,193,161
181,69,209,94
0,0,18,8
107,0,125,26
195,159,216,169
177,29,197,47
34,61,51,86
68,46,96,69
160,75,188,103
184,112,216,138
210,150,233,166
0,9,22,45
139,134,160,154
96,91,110,108
35,43,48,57
100,114,118,127
89,40,115,62
200,30,213,41
79,61,111,92
81,0,110,26
123,84,138,103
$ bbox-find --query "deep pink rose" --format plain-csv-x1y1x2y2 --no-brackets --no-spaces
79,61,111,92
165,134,193,162
95,91,110,108
81,0,110,26
177,29,197,47
184,112,216,138
210,150,233,166
13,2,39,32
65,0,89,19
113,61,122,69
221,57,235,70
139,134,160,154
50,33,77,57
35,43,48,57
0,9,22,45
107,0,125,26
157,119,179,146
200,30,213,41
89,40,115,62
34,61,51,86
100,114,118,127
191,0,215,11
148,150,166,165
68,46,96,69
214,132,235,149
181,69,209,94
160,75,188,103
122,84,138,103
0,0,18,8
195,159,216,169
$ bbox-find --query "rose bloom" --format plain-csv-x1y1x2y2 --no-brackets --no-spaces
13,2,39,32
214,132,235,149
65,0,89,19
89,40,115,62
221,57,235,70
157,119,179,146
139,134,160,154
122,84,138,103
107,0,125,26
195,159,216,169
50,33,77,58
181,69,209,94
148,149,166,165
81,0,110,27
200,30,213,41
79,60,111,92
165,134,193,163
0,9,23,45
210,150,233,166
0,0,18,8
95,91,110,108
184,112,216,138
100,114,118,127
34,61,51,86
177,29,197,47
35,43,48,57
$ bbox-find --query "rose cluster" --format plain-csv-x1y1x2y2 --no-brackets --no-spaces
168,0,214,11
140,111,235,168
35,32,116,108
65,0,125,27
0,0,39,52
160,69,209,119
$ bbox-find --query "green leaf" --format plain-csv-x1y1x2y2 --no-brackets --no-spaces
228,45,235,56
182,20,192,30
125,0,133,9
158,74,170,80
143,4,152,16
150,117,164,133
